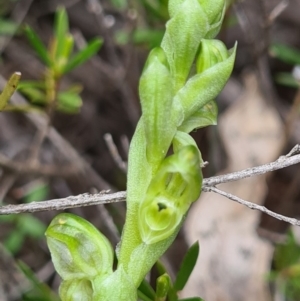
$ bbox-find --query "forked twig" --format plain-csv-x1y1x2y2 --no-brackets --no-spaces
1,145,300,226
202,186,300,226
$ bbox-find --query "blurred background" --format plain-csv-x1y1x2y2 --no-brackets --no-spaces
0,0,300,300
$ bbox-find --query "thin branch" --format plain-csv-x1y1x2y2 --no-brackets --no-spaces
104,133,127,172
203,145,300,187
202,186,300,227
0,191,126,215
1,146,300,225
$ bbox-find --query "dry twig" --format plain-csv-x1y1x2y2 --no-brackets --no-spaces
202,186,300,226
0,191,126,215
104,133,127,172
203,145,300,187
1,145,300,229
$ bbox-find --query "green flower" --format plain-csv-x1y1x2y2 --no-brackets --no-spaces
46,213,114,301
138,146,202,244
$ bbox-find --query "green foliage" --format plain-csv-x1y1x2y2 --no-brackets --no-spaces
20,262,60,301
0,214,46,254
138,279,156,300
270,43,300,88
46,0,236,300
0,18,19,35
275,73,299,88
136,242,201,301
19,7,102,114
0,181,48,254
271,43,300,66
271,230,300,301
140,0,169,21
23,181,49,203
115,29,165,49
113,0,168,50
0,1,20,36
173,242,199,291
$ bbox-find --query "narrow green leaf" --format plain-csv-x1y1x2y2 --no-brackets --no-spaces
156,260,168,276
173,241,200,291
275,72,300,88
0,19,19,35
4,231,24,254
18,80,46,89
138,289,154,301
62,38,103,74
19,261,60,301
138,279,156,300
52,35,74,77
0,72,21,110
24,25,52,66
18,215,46,238
18,86,46,104
54,7,69,60
271,43,300,65
57,90,82,113
167,287,179,301
60,34,74,61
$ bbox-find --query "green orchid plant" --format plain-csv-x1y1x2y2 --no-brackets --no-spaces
45,0,236,300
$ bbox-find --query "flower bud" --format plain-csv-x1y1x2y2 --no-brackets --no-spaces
161,0,209,91
165,0,226,90
156,274,171,300
196,39,229,74
45,213,113,281
174,42,236,120
139,47,176,169
138,146,202,244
